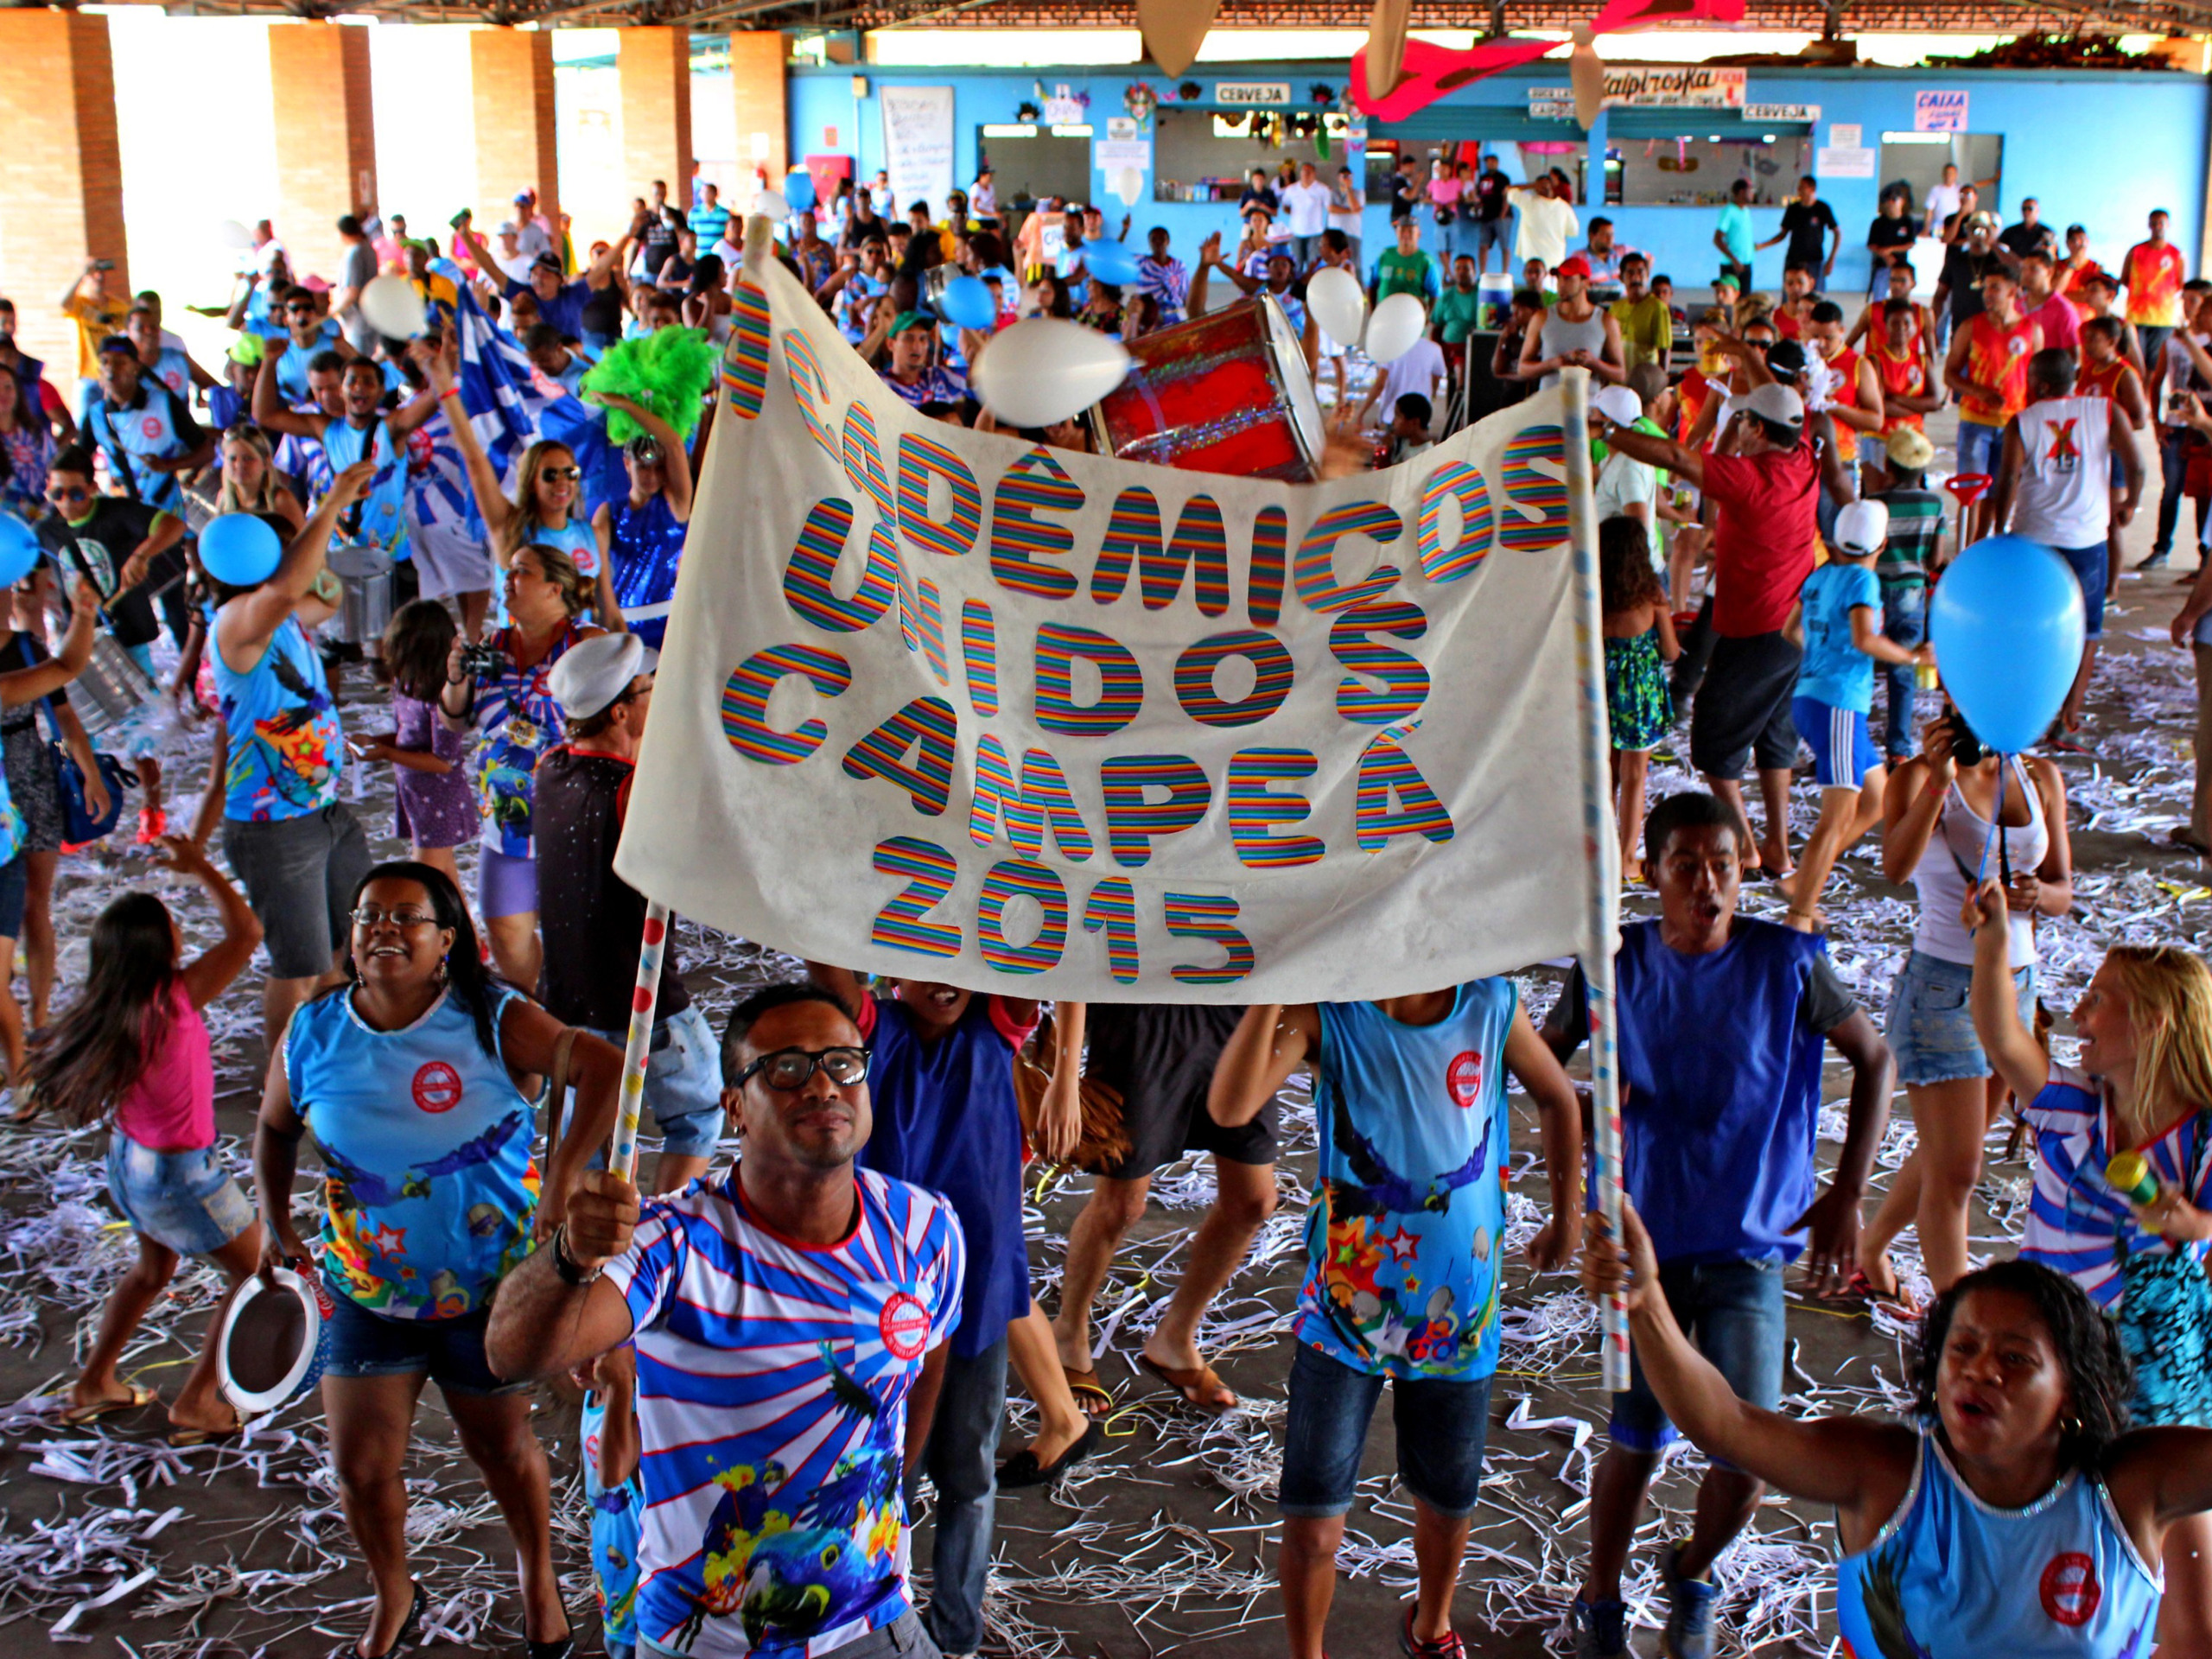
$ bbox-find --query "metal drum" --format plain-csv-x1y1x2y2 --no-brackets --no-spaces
70,632,157,744
324,544,394,646
1087,294,1325,483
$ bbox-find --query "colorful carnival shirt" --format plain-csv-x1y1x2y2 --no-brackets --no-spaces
469,620,586,857
212,611,345,823
606,1167,965,1659
2123,238,2186,328
582,1384,645,1656
1297,980,1516,1381
283,985,538,1319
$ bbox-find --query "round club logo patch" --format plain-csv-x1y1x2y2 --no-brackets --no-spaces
140,415,165,440
879,1292,930,1360
1446,1050,1483,1109
2039,1552,2101,1627
411,1060,464,1114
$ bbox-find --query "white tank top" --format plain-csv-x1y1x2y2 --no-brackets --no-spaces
2011,395,2112,550
1912,757,2046,968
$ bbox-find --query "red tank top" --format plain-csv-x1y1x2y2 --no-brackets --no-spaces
1868,337,1929,432
1825,346,1865,461
2077,355,2127,402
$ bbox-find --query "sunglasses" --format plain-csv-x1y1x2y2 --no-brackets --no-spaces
539,466,581,483
47,485,90,505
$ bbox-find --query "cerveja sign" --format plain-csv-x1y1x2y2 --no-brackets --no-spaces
1216,82,1292,105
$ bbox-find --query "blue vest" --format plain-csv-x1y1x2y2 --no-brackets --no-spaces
320,416,409,556
1838,1431,2160,1659
1614,918,1832,1265
284,985,538,1319
86,385,191,511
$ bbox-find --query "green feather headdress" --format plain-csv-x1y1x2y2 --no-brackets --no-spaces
578,327,718,445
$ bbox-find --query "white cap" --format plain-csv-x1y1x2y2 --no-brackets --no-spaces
1591,385,1642,427
496,221,519,238
1743,382,1805,429
1834,499,1891,556
548,632,659,721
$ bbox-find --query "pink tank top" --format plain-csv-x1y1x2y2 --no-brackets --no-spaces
112,986,214,1153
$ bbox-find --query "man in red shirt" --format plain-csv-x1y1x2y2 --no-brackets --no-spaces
2018,250,2082,356
1600,378,1831,876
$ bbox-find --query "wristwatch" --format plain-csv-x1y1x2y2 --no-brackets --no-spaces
550,1223,602,1287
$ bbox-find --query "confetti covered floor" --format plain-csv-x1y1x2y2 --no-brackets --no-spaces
3,456,2209,1658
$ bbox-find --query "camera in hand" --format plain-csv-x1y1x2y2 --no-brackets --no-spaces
458,642,505,683
1944,702,1988,768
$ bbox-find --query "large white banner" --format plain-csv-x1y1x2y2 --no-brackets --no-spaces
619,253,1604,1002
879,85,955,219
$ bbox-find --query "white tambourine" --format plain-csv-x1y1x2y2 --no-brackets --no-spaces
217,1266,334,1416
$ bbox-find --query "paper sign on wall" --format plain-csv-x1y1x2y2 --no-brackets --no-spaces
880,86,956,219
1915,90,1969,132
1817,146,1876,180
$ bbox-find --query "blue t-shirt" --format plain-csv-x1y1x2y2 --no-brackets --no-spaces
1796,561,1882,714
1297,980,1517,1381
505,275,593,340
1716,201,1756,264
213,610,345,823
1565,918,1855,1264
855,992,1033,1358
606,1169,964,1659
283,985,538,1319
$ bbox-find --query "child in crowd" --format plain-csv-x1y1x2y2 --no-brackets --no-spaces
1967,903,2212,1646
1380,393,1434,467
1780,500,1930,931
1600,515,1679,884
350,600,476,889
30,838,263,1442
577,1344,643,1659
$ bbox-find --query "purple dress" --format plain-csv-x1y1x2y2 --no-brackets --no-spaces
391,693,477,850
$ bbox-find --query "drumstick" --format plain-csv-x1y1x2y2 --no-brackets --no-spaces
607,901,670,1183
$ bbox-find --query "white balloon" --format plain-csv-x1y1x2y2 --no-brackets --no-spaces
1364,291,1427,365
973,320,1130,429
214,219,254,251
752,188,790,223
358,272,427,341
1306,266,1368,353
1111,166,1144,207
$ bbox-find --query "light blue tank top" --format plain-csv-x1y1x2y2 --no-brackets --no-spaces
531,514,602,580
212,611,344,823
283,984,539,1319
1837,1430,2161,1659
1297,980,1516,1380
319,416,409,556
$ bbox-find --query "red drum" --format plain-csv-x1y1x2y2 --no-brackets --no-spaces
1088,295,1324,483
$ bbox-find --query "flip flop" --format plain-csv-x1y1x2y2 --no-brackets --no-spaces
997,1421,1103,1490
60,1383,156,1425
1063,1364,1113,1418
1136,1353,1238,1414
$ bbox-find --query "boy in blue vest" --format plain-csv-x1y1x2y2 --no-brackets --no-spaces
1210,982,1583,1659
1548,790,1895,1659
806,966,1039,1659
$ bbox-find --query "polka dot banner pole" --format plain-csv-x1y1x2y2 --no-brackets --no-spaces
607,900,671,1182
1560,365,1630,1393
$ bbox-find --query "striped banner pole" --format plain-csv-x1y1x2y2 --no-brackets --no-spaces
607,902,671,1183
1560,366,1631,1393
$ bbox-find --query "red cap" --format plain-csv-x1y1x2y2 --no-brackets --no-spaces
1554,254,1593,279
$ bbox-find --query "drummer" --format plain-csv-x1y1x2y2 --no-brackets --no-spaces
1191,232,1321,374
251,344,413,562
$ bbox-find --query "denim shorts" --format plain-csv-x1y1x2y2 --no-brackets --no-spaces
105,1131,256,1256
1886,948,2035,1087
1610,1258,1784,1459
321,1288,528,1395
2056,543,2108,638
1956,417,2002,479
1279,1339,1494,1519
587,1003,726,1160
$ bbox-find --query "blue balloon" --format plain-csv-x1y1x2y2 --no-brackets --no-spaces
200,512,283,589
1081,238,1141,286
783,169,817,214
939,275,997,332
1927,535,2087,755
0,514,39,590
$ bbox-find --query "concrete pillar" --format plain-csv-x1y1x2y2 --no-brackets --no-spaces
472,28,560,232
0,10,126,373
728,32,789,197
268,20,378,285
619,28,694,204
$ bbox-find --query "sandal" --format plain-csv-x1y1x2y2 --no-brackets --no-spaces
60,1382,156,1426
1136,1352,1238,1414
168,1409,247,1448
997,1421,1103,1490
1062,1364,1113,1418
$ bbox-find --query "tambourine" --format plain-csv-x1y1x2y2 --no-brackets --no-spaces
217,1265,334,1416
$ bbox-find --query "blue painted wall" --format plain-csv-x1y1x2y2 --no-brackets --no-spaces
788,61,2208,297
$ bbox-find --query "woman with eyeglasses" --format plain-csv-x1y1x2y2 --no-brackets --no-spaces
593,396,691,653
442,355,618,631
438,539,601,991
253,860,621,1659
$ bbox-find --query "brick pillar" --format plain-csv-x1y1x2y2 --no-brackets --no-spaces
472,28,560,232
728,32,788,198
268,21,377,284
0,10,125,373
619,27,694,203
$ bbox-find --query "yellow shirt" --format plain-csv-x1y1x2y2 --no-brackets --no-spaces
61,289,128,381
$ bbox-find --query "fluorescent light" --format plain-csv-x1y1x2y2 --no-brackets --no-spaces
1051,124,1093,137
982,124,1039,137
1882,132,1954,145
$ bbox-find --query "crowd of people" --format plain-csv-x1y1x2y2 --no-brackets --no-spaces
0,142,2209,1659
